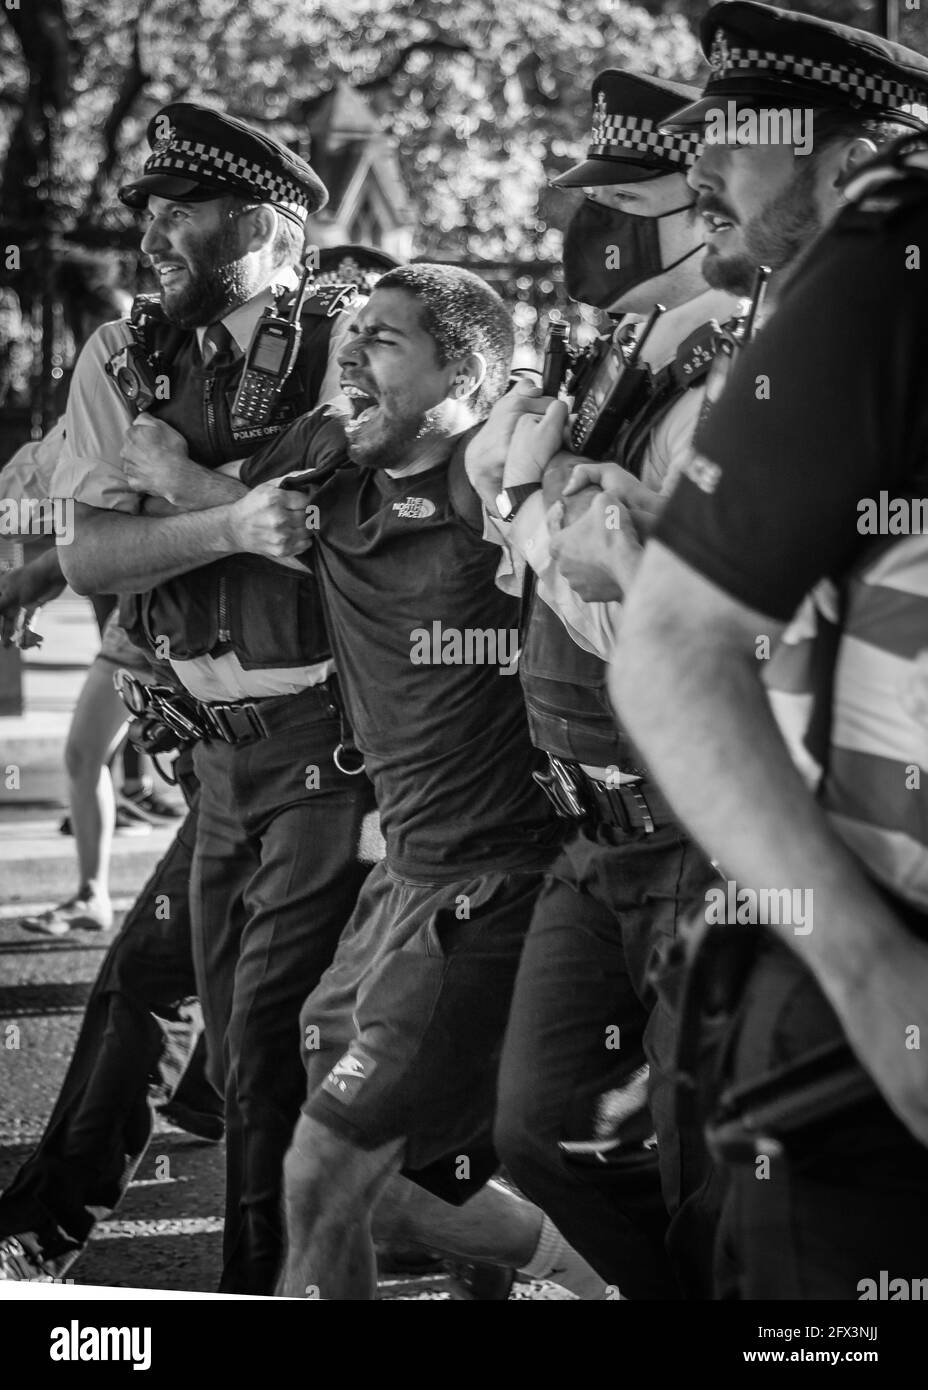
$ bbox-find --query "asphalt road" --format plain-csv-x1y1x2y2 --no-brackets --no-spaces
0,908,228,1294
1,591,574,1298
0,907,568,1301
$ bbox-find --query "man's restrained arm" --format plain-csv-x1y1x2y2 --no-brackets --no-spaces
59,489,248,595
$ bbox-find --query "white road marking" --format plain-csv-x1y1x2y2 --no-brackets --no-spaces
89,1217,224,1241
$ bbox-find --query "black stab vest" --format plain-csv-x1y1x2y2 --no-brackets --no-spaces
519,318,723,769
519,586,645,770
121,292,349,669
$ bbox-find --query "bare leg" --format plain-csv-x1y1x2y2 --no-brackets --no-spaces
279,1115,404,1300
64,660,129,904
372,1174,608,1297
373,1175,541,1266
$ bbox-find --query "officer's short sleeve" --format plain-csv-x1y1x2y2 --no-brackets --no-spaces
239,406,349,489
51,321,141,512
653,197,928,621
0,416,66,504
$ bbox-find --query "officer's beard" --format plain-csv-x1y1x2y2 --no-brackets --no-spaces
701,158,823,296
159,221,256,329
742,157,824,276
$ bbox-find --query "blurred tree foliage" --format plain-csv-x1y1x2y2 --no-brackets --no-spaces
0,0,704,279
4,0,925,274
1,1,925,424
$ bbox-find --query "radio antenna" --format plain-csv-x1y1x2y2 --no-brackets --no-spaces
288,251,319,324
741,267,770,345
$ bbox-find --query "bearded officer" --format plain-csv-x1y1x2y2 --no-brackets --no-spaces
52,103,376,1295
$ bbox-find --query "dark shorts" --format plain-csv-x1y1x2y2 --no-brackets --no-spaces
299,859,545,1202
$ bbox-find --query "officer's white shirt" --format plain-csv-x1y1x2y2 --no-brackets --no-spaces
0,415,65,505
507,291,817,793
636,289,742,495
492,289,742,662
634,289,740,375
51,271,353,701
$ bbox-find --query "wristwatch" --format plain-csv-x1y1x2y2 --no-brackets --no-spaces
495,482,542,522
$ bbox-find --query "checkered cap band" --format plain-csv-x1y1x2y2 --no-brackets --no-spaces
144,138,310,218
590,115,703,165
717,42,928,115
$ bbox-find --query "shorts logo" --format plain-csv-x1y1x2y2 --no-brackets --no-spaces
322,1049,375,1103
392,497,436,520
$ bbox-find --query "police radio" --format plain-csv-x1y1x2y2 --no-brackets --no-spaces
231,255,317,428
697,265,771,429
540,319,570,397
567,304,665,459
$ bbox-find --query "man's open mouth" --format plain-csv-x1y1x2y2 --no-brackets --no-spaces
702,212,736,236
342,383,380,433
155,263,187,285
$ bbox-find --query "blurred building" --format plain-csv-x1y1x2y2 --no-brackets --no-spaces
297,81,415,261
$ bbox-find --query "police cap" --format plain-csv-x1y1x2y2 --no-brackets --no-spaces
663,1,928,131
119,102,329,226
551,70,703,188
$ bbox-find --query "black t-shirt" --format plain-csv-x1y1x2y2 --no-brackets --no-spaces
654,184,928,620
242,409,558,880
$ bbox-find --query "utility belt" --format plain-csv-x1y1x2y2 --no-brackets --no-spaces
114,668,365,779
533,752,676,835
658,907,878,1168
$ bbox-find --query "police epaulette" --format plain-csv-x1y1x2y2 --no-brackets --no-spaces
839,135,928,230
669,320,722,390
840,177,928,231
300,283,359,318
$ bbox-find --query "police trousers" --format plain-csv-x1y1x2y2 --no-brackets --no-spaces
495,820,718,1299
189,692,375,1295
714,936,928,1299
0,750,214,1269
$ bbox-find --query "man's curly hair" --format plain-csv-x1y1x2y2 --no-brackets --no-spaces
376,263,514,417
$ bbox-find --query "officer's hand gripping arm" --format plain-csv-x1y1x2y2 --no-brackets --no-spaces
465,380,551,513
549,491,642,602
120,416,244,511
60,480,314,594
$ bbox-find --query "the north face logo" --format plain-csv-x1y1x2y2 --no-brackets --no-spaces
323,1049,375,1102
392,497,436,520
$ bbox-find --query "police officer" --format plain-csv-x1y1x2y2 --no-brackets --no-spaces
613,125,928,1302
464,70,733,1300
505,2,928,1298
51,104,376,1295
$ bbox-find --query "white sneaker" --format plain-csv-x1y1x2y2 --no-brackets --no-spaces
21,893,113,936
0,1233,53,1281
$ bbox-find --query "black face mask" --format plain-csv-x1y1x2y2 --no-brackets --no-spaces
563,197,705,308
